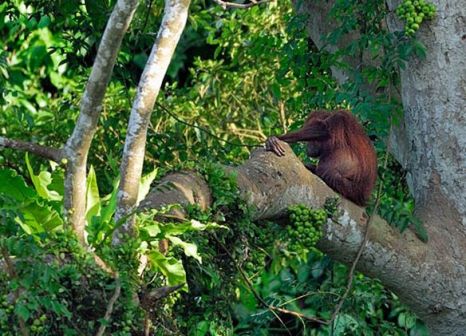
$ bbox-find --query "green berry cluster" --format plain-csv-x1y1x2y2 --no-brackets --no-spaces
243,251,265,274
30,315,47,334
0,294,14,333
395,0,437,36
286,205,327,252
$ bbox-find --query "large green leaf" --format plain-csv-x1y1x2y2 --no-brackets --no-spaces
25,153,62,201
15,201,63,234
148,250,187,289
167,235,202,263
142,223,161,237
85,166,101,224
137,168,158,203
100,179,119,226
0,169,37,202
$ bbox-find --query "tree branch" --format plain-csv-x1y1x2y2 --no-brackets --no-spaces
114,0,191,243
140,141,463,325
63,0,139,242
212,0,270,9
0,136,63,162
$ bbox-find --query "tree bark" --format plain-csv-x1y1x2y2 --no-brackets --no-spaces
63,0,139,242
0,137,63,162
384,0,466,223
114,0,191,243
290,1,465,333
141,142,466,335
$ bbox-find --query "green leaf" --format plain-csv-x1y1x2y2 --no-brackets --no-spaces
50,300,72,319
48,168,65,197
85,166,101,224
15,201,63,234
25,153,62,201
193,321,209,336
100,179,119,225
167,235,202,263
142,224,161,237
405,314,417,328
15,304,30,321
0,169,37,202
162,219,227,236
398,312,407,327
148,250,187,289
137,168,158,203
410,321,429,336
38,15,51,28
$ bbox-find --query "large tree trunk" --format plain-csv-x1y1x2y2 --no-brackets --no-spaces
384,0,466,222
287,0,466,334
141,143,466,334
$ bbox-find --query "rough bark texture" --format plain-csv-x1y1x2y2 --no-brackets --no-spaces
289,0,466,333
385,0,466,223
142,143,466,335
115,0,191,242
63,0,139,242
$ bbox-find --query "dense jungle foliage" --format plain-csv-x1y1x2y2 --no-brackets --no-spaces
0,0,430,334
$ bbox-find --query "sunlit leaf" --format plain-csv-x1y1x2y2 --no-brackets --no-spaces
15,201,63,234
137,168,158,203
85,166,101,224
25,154,62,201
148,250,187,289
167,235,202,263
0,169,37,202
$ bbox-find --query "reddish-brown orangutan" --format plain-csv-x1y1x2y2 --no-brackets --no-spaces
266,110,377,206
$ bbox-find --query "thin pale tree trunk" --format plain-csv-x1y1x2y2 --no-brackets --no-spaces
114,0,191,244
63,0,139,242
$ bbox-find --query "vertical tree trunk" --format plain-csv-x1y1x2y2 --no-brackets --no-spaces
385,0,466,224
114,0,192,243
287,0,466,333
63,0,139,242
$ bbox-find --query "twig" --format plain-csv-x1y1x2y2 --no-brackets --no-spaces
213,0,270,9
95,275,122,336
0,136,63,162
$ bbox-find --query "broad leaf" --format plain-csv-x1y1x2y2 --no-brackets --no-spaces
142,224,161,237
0,169,37,202
100,179,119,225
137,168,158,203
25,153,62,201
85,166,101,224
167,235,202,263
15,201,63,234
148,250,187,289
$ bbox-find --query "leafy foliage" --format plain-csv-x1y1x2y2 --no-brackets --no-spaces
0,0,433,334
